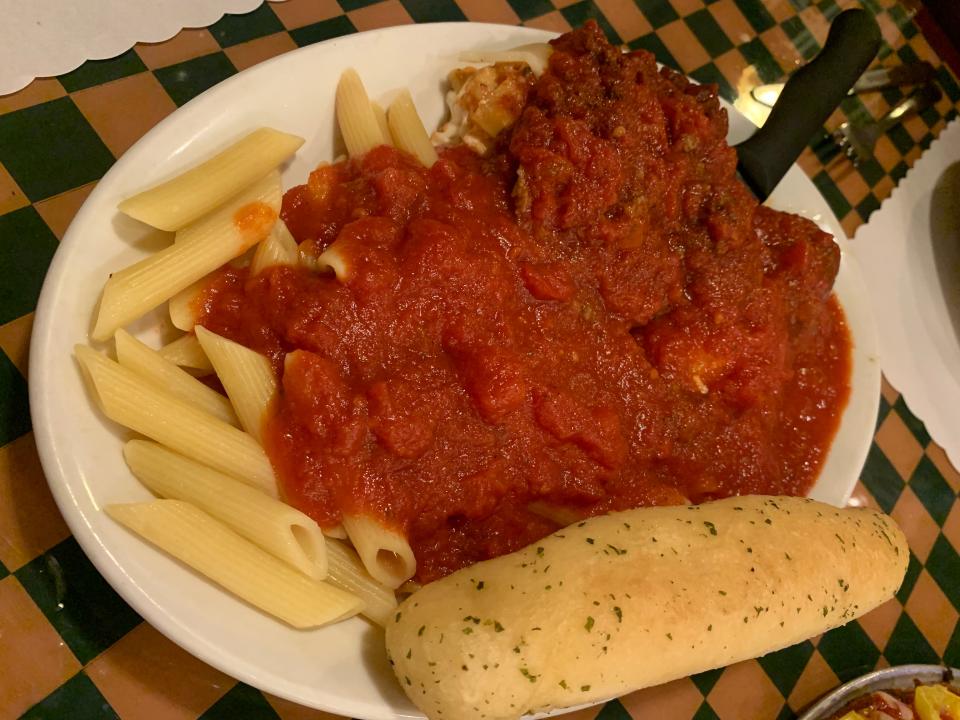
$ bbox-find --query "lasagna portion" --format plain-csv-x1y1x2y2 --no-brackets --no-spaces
433,61,535,155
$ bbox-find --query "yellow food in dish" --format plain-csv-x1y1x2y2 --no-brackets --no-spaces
915,684,960,720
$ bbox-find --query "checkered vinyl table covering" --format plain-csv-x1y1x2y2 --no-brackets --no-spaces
1,1,958,718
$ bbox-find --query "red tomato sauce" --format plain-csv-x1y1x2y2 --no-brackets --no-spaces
196,23,851,582
233,201,277,238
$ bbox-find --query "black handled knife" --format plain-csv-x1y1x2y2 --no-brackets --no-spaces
735,9,881,201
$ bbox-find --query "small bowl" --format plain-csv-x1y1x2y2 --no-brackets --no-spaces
799,664,960,719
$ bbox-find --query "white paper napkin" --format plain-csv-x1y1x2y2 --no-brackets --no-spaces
0,0,284,96
852,119,960,469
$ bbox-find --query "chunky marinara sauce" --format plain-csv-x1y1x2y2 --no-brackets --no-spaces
197,23,851,582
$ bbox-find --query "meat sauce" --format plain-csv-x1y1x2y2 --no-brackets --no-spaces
196,23,851,582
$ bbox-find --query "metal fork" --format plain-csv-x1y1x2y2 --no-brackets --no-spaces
833,83,942,165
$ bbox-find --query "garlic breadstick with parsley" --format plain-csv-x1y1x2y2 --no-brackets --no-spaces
385,495,908,720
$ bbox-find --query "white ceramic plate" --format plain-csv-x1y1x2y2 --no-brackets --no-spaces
29,23,879,719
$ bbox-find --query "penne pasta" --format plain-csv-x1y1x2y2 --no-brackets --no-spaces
325,539,398,627
314,243,348,281
93,170,281,341
114,329,237,426
168,277,207,332
387,89,438,167
195,326,277,444
342,514,416,590
297,241,321,273
323,524,348,540
118,128,303,231
75,345,277,497
250,219,299,276
158,333,213,372
370,102,393,148
124,440,327,579
336,69,388,158
106,500,360,628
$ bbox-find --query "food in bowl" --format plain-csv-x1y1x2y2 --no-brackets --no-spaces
828,678,960,720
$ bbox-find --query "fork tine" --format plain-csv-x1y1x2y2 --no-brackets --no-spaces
829,121,869,166
832,127,849,149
